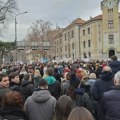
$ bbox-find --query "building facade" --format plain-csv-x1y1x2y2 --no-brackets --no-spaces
54,0,120,61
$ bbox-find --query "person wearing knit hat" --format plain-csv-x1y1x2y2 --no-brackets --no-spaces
66,72,94,114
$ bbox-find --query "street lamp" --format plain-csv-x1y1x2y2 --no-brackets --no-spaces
15,11,28,63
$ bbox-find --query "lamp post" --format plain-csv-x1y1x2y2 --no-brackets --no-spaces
15,11,28,63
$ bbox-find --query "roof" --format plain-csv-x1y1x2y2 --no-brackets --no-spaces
72,18,86,24
92,14,102,20
82,14,102,26
63,18,86,31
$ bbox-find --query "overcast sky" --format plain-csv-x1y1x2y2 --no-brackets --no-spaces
0,0,104,42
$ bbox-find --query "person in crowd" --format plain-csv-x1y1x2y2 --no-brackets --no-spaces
86,73,97,93
0,73,10,107
33,69,41,88
0,91,28,120
92,66,114,120
54,95,73,120
109,55,120,74
9,72,23,96
21,73,35,100
68,107,94,120
92,66,114,102
76,68,91,96
39,63,44,77
20,66,27,75
101,71,120,120
95,62,103,78
67,73,94,114
24,79,56,120
44,67,61,100
54,67,62,83
61,72,71,95
0,73,9,89
64,65,71,76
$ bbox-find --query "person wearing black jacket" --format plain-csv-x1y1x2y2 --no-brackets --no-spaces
92,66,114,120
0,91,28,120
9,72,23,97
21,74,35,100
102,71,120,120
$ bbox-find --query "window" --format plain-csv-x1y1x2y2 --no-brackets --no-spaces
60,47,62,52
71,30,74,38
88,52,91,58
83,30,85,35
88,28,90,34
108,9,113,13
109,35,114,44
65,45,67,51
68,32,70,39
72,43,74,49
65,33,66,40
88,40,91,47
108,20,114,28
83,41,86,48
84,52,87,58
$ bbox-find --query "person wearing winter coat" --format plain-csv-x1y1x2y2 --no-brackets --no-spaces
21,73,35,100
109,55,120,75
9,72,23,96
92,66,114,101
66,73,94,114
101,71,120,120
0,91,28,120
44,67,61,100
24,79,56,120
92,66,114,120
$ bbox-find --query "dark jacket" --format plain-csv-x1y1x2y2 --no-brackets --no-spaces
92,71,114,120
67,87,93,114
0,106,28,120
74,88,94,114
0,88,11,107
9,82,23,96
21,80,35,100
109,61,120,74
44,76,61,100
92,71,114,101
102,86,120,120
9,82,25,101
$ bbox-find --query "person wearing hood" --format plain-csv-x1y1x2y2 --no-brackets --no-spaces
24,79,56,120
92,66,114,120
109,55,120,75
66,73,93,114
101,71,120,120
21,73,35,100
92,66,114,102
44,67,61,100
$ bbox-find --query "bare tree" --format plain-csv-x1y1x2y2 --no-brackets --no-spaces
28,19,53,41
25,19,56,61
0,0,18,34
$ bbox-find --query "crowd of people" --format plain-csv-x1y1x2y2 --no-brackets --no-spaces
0,55,120,120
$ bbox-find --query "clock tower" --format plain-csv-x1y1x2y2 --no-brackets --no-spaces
101,0,120,59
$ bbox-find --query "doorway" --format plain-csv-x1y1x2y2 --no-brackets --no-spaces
109,50,115,58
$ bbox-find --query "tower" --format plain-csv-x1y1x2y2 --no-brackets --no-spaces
101,0,120,59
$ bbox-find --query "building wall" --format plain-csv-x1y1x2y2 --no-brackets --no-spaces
102,0,120,59
53,0,120,61
80,21,103,60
